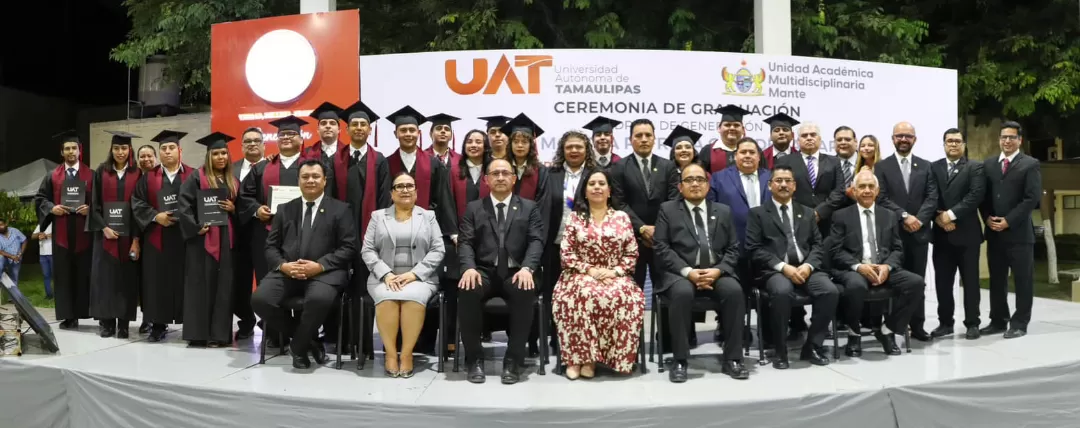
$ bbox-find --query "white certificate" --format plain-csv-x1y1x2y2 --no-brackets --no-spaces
269,185,302,214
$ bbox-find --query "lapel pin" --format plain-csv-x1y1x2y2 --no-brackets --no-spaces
653,168,657,172
512,206,518,210
797,214,802,218
320,209,325,213
711,216,716,220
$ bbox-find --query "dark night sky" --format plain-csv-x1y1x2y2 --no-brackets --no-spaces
0,0,132,106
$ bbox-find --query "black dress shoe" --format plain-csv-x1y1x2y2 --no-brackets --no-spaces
844,337,863,358
1003,327,1027,339
467,360,485,384
721,360,750,379
138,321,151,334
979,324,1008,335
800,345,830,366
910,328,932,342
930,325,954,338
668,361,688,383
964,326,981,340
501,360,521,385
310,341,328,365
234,327,255,341
481,332,493,342
116,325,130,339
290,344,312,369
99,320,116,338
148,325,168,343
59,319,78,330
874,331,901,355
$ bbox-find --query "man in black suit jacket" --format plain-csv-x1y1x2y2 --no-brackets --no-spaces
930,128,986,340
874,122,939,341
458,159,545,385
250,159,358,370
230,127,266,340
831,171,925,356
609,119,680,295
653,163,749,383
979,121,1042,339
746,165,839,369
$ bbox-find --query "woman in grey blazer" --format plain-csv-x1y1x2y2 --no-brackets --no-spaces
361,173,445,378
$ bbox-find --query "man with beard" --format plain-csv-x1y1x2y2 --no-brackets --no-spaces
874,122,938,342
302,102,347,197
699,105,750,174
34,131,94,330
424,113,461,167
761,113,799,169
583,116,622,168
132,130,195,342
231,127,266,340
479,115,513,161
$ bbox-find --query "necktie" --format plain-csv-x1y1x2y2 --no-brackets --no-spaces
351,150,361,167
864,209,878,263
641,157,652,194
1001,158,1010,175
901,157,911,191
843,160,853,187
948,161,957,179
693,207,711,268
780,205,800,265
806,156,817,188
744,174,759,208
599,156,607,166
67,168,76,179
496,202,509,278
300,201,315,256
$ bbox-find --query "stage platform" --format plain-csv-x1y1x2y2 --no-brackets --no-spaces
3,288,1080,428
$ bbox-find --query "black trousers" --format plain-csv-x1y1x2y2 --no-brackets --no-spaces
901,235,929,329
250,274,338,354
232,223,257,332
987,239,1035,328
663,274,744,361
835,269,924,334
933,241,981,327
760,272,839,355
458,267,537,364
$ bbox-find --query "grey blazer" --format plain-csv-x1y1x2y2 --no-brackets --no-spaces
361,205,445,288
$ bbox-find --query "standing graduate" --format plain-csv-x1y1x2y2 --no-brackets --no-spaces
503,113,548,201
424,113,462,167
699,105,750,174
34,130,93,329
583,116,622,168
177,132,249,347
88,130,143,338
302,102,348,194
761,113,800,169
131,130,194,342
479,115,513,161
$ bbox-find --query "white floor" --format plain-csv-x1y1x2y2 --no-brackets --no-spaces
5,287,1080,427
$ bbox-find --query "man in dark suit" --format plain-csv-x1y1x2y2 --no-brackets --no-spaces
830,171,925,356
709,137,773,245
874,122,939,341
230,126,266,340
653,163,750,383
609,119,681,295
930,128,985,340
979,121,1042,339
250,159,358,370
458,159,545,385
745,165,839,369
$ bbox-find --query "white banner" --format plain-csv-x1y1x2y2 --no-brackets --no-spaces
360,49,957,162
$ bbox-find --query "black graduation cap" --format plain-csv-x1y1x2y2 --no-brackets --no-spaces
763,113,800,130
500,113,545,138
662,126,703,148
427,113,460,127
309,101,344,122
194,132,236,150
342,100,380,123
478,115,513,129
582,116,621,134
714,105,751,122
105,130,140,146
268,115,309,133
52,130,80,144
150,130,188,144
386,105,427,128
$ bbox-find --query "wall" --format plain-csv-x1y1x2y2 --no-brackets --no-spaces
88,113,211,168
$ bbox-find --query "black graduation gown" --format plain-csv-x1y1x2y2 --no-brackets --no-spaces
698,144,737,174
177,169,241,343
237,159,302,282
88,166,141,321
33,167,93,321
131,167,188,324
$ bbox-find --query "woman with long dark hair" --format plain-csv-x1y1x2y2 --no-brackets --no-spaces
551,169,644,379
502,114,548,200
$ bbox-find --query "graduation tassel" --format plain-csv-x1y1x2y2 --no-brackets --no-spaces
373,123,378,148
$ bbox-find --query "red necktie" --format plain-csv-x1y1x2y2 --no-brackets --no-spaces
1001,158,1010,174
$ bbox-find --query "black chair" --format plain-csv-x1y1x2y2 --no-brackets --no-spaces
752,287,840,366
452,295,548,375
355,291,447,373
258,292,351,368
847,285,912,355
649,292,753,373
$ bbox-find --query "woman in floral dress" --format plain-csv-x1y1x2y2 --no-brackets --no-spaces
552,170,645,379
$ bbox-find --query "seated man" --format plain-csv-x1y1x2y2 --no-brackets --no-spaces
830,171,925,356
745,165,839,369
251,159,358,369
652,163,750,383
458,159,545,385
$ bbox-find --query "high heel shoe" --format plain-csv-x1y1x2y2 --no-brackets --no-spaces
565,365,581,380
384,356,400,378
399,355,415,378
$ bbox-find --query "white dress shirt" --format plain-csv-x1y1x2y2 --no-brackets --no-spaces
680,199,713,278
300,193,325,226
998,151,1019,164
466,159,482,183
114,165,126,181
742,172,760,208
945,157,961,221
852,203,890,272
490,194,519,268
803,152,818,176
164,164,181,183
279,152,300,170
771,198,806,271
321,141,338,157
400,149,417,172
239,158,261,183
32,224,52,256
350,144,368,162
64,162,80,175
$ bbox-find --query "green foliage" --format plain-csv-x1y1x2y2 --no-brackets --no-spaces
0,192,37,237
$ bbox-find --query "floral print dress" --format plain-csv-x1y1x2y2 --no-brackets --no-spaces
552,209,644,373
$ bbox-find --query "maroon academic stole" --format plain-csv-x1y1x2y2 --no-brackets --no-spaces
101,167,142,258
709,144,730,173
517,167,540,201
388,150,433,209
450,161,490,219
199,170,238,262
146,164,194,251
50,164,93,253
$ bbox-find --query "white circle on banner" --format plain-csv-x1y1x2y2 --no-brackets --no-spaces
245,30,317,103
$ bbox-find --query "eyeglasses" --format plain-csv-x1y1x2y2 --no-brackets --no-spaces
487,170,514,178
944,139,964,146
893,134,915,140
999,135,1020,141
682,177,708,184
772,178,795,184
278,131,300,138
392,183,416,191
243,139,263,146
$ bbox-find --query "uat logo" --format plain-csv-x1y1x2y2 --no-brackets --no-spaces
203,196,219,203
445,55,553,95
108,208,123,215
66,187,79,192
